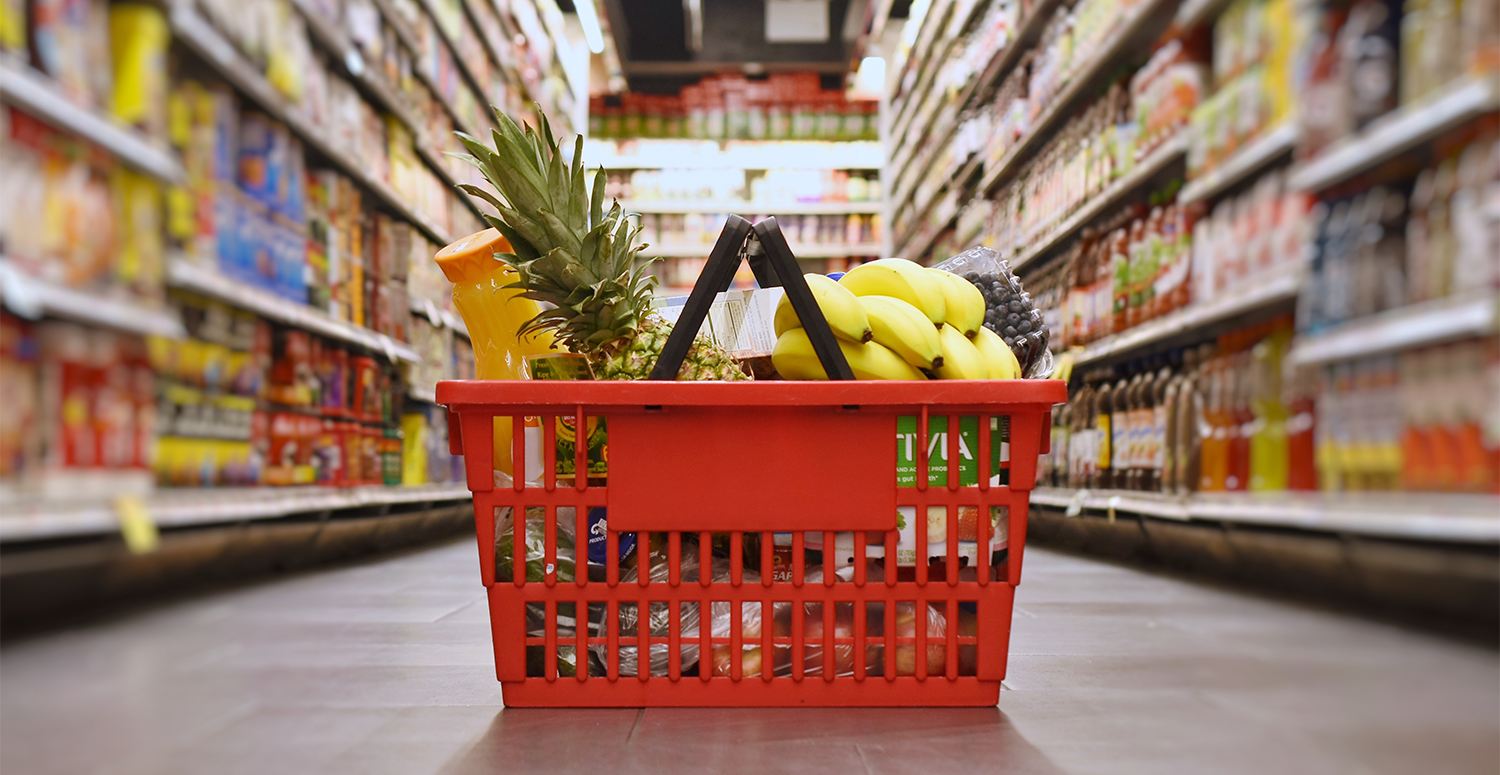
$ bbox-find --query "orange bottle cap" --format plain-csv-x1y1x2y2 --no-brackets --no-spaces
434,228,513,284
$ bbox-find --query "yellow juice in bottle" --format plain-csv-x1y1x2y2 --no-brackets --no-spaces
434,228,556,481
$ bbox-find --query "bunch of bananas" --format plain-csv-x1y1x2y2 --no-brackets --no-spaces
771,258,1023,381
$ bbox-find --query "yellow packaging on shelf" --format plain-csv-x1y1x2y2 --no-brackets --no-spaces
108,4,169,139
402,413,429,485
434,228,557,481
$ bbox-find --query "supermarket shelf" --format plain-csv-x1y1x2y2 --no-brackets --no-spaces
1031,487,1500,543
408,296,470,339
0,60,185,184
0,483,471,542
408,385,439,403
640,243,882,259
371,0,422,55
412,0,493,118
887,0,981,171
888,0,1065,214
897,186,963,261
585,140,884,170
1178,123,1297,205
1175,0,1235,28
620,200,883,215
1071,270,1303,366
286,0,482,221
1288,74,1500,192
168,2,453,246
977,0,1180,199
0,258,187,338
166,256,420,363
885,0,956,144
1287,291,1499,367
1011,134,1188,273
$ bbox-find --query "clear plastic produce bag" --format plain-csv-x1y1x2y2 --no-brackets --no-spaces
590,538,704,677
934,246,1054,378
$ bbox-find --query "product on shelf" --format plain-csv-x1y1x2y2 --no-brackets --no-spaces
1299,131,1498,334
1187,0,1306,174
1050,316,1298,493
0,316,156,496
0,108,166,303
590,73,878,142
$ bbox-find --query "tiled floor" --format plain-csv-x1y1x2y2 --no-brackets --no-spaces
2,539,1496,774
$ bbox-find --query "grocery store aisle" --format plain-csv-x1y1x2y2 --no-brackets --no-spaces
3,540,1495,775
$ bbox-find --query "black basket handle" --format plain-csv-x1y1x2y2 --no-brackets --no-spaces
648,215,854,380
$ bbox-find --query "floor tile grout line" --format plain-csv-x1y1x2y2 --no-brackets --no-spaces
432,595,487,623
625,708,645,745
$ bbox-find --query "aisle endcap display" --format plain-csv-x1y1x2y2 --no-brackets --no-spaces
1070,270,1302,366
0,483,471,543
1287,290,1499,368
0,62,185,185
1011,133,1190,273
621,201,883,215
0,259,188,339
1288,74,1500,193
1178,122,1296,205
166,1,455,246
638,242,884,259
585,140,884,171
167,257,420,364
1031,486,1500,543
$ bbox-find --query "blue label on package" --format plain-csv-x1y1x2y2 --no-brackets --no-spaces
587,507,637,566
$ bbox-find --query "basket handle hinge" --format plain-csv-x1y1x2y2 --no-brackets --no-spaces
647,215,854,381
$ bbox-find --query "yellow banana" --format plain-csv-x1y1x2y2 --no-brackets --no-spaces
973,325,1021,379
927,268,986,339
838,259,946,325
933,323,989,380
773,274,872,344
772,327,927,381
856,295,943,371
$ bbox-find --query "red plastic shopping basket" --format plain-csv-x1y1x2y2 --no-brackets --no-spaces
437,217,1066,706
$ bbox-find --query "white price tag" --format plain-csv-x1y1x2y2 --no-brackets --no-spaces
1107,495,1121,524
1065,489,1088,518
0,261,43,320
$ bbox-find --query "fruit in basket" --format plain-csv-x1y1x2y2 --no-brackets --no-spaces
839,259,947,325
453,111,747,381
891,602,949,677
927,268,986,339
972,325,1022,379
772,328,925,380
933,324,988,380
772,274,873,344
856,295,943,371
964,265,1048,371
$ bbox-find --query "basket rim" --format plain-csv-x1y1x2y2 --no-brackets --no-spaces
436,379,1067,408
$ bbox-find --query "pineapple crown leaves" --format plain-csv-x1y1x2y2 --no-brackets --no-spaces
450,107,658,357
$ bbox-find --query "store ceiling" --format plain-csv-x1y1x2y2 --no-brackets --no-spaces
597,0,908,93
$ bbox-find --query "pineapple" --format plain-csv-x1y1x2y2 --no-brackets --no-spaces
453,109,748,381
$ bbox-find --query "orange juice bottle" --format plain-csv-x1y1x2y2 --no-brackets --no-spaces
434,228,557,482
1200,355,1230,491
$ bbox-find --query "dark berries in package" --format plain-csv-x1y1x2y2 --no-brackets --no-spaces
936,246,1052,378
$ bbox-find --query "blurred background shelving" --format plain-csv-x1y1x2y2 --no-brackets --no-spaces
0,0,588,546
875,0,1499,577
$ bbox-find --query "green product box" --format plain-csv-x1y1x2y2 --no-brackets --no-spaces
526,354,607,477
895,415,1011,487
